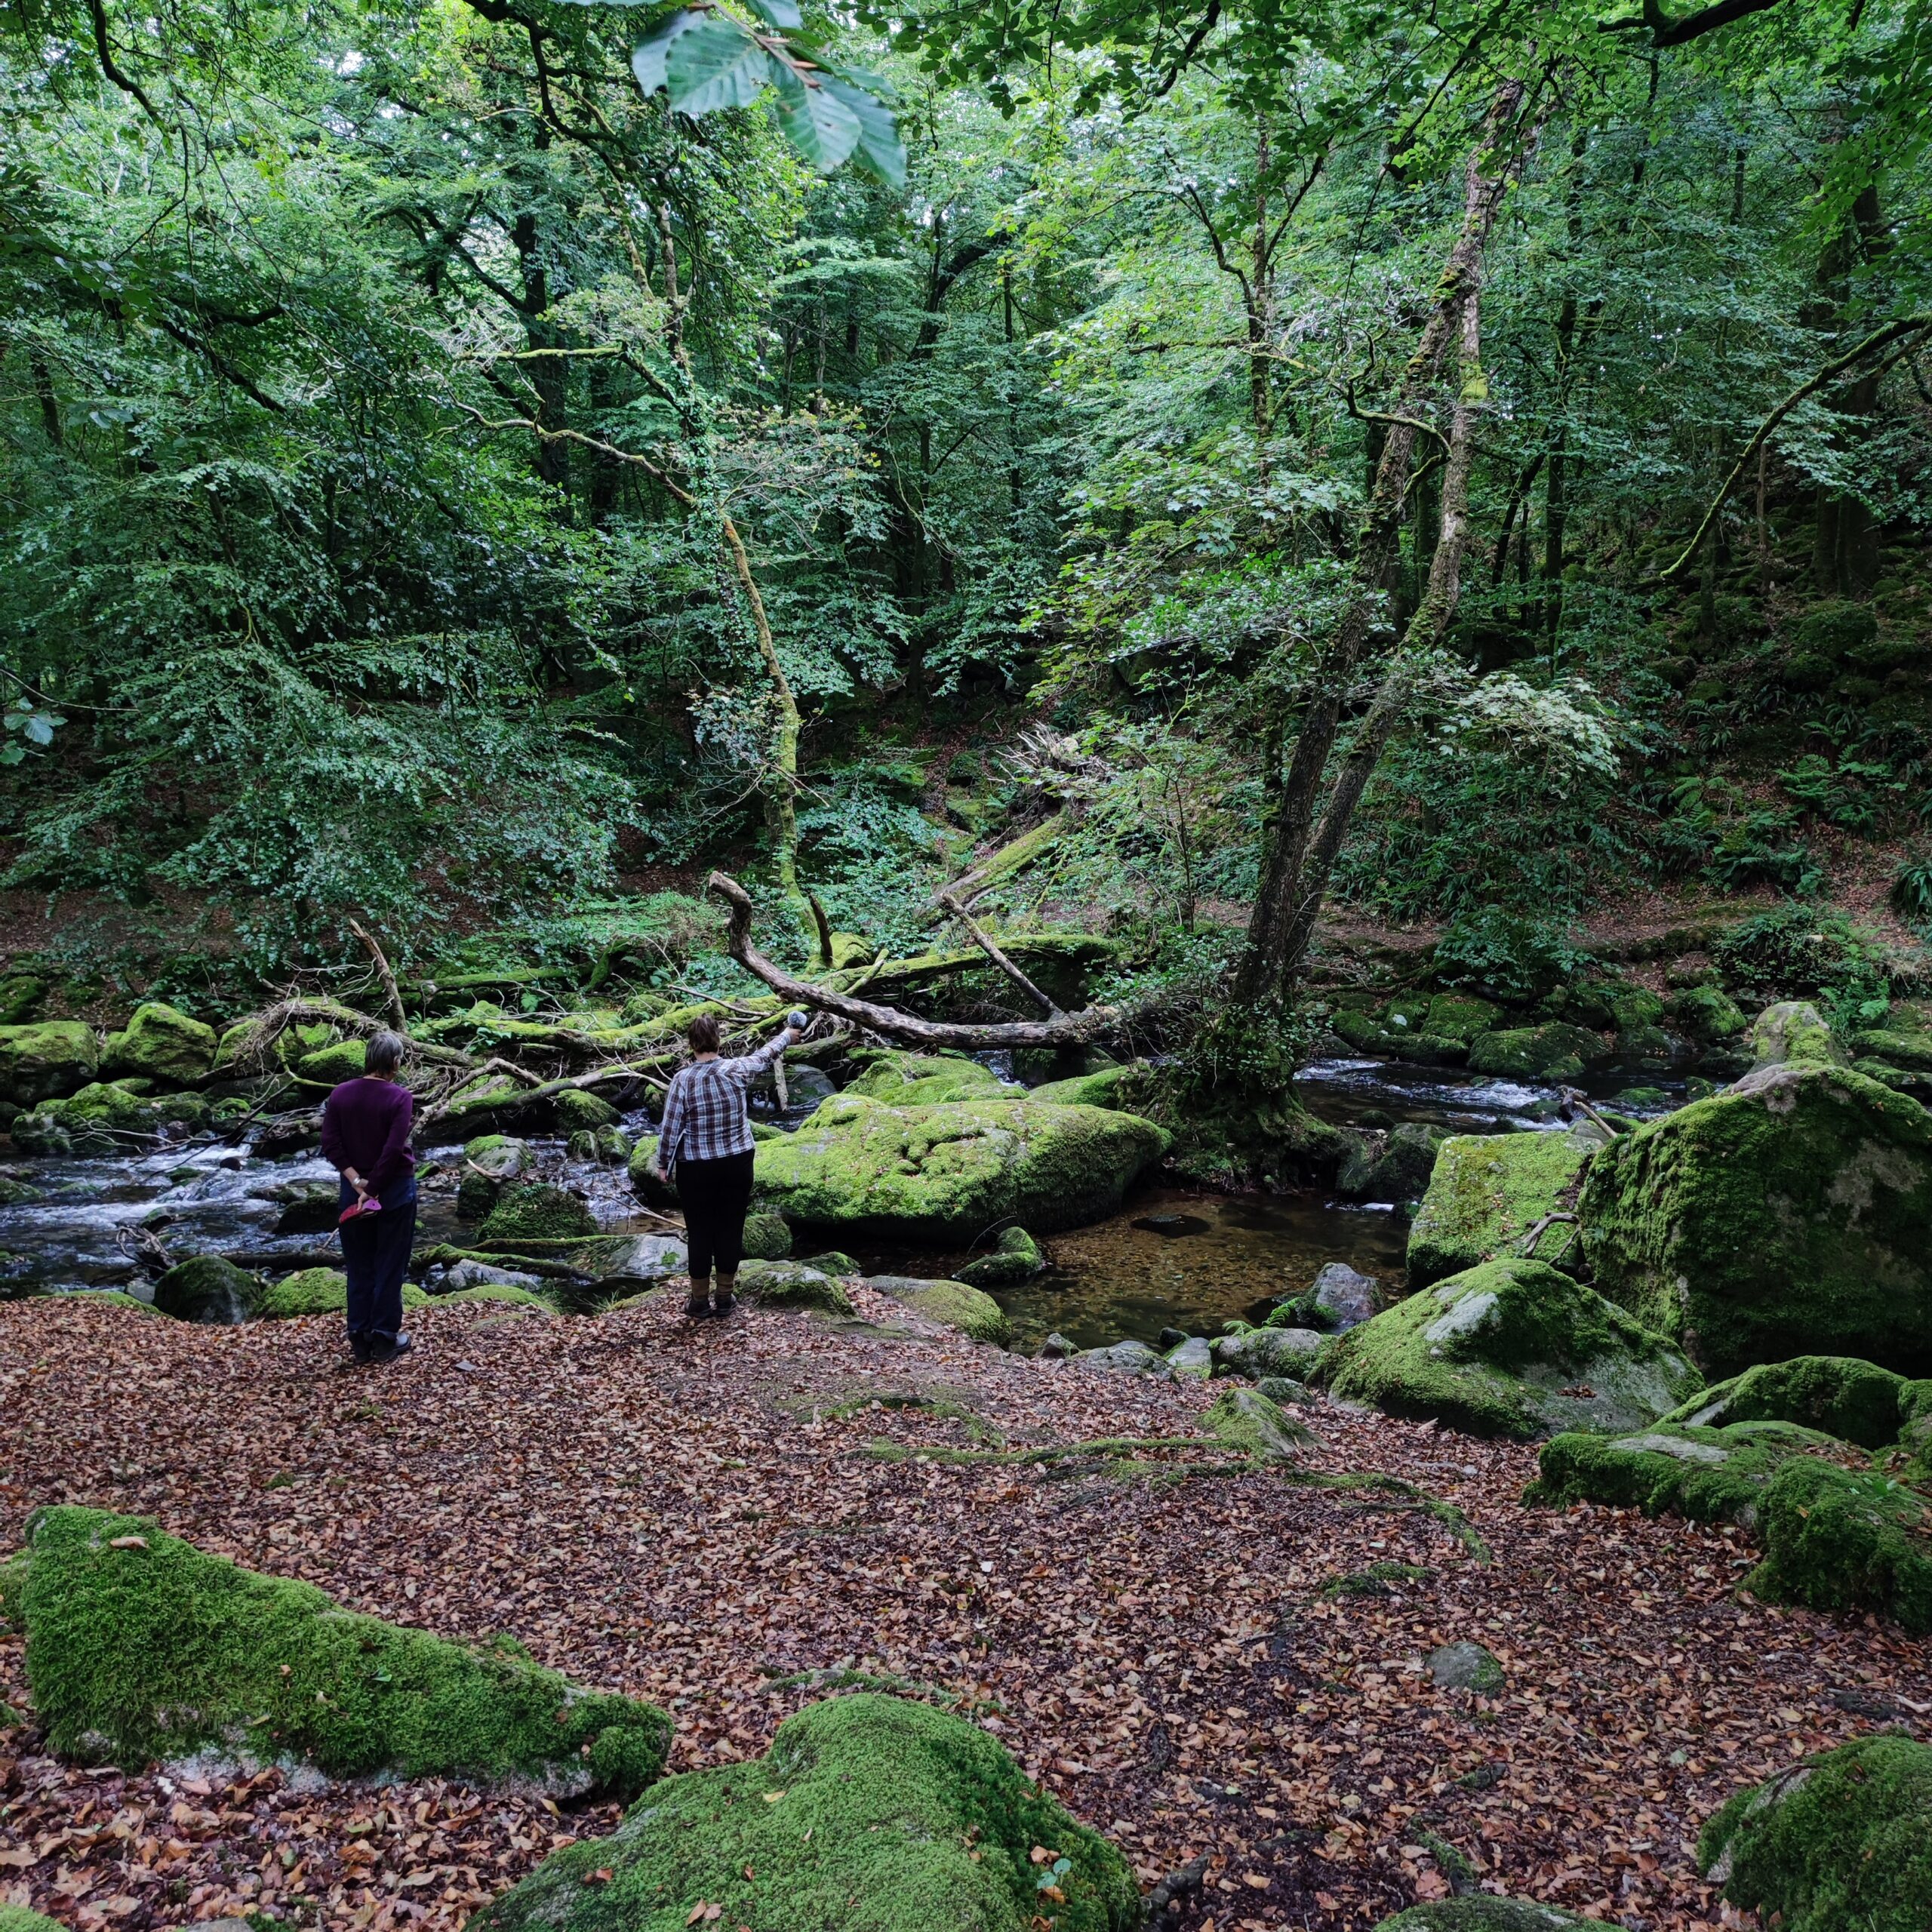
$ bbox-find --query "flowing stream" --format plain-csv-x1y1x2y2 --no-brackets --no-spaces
1,1060,1687,1348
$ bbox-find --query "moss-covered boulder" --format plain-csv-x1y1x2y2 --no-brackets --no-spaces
471,1691,1137,1932
1374,1902,1598,1930
1749,1457,1932,1633
298,1038,368,1084
845,1050,1008,1105
152,1255,264,1324
1748,1000,1845,1069
867,1273,1012,1343
458,1134,534,1218
626,1136,678,1208
0,1020,98,1106
1527,1419,1839,1525
11,1081,210,1155
8,1506,669,1794
479,1183,597,1243
441,1283,555,1311
1319,1258,1703,1440
258,1269,431,1319
1211,1324,1328,1380
1700,1733,1932,1932
740,1260,857,1317
956,1225,1045,1287
1850,1028,1932,1073
751,1094,1168,1244
101,1002,217,1086
741,1208,792,1260
1423,993,1503,1044
1669,983,1749,1043
1660,1355,1917,1449
554,1087,618,1134
1406,1129,1592,1289
1026,1063,1143,1109
1337,1122,1451,1203
798,1249,860,1275
1466,1023,1608,1082
1578,1064,1932,1376
1204,1386,1311,1460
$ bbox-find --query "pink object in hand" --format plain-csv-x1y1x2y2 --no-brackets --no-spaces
339,1197,383,1226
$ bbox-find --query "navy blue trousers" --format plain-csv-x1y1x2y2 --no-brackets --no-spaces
338,1179,417,1346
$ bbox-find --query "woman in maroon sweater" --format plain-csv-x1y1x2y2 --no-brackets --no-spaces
318,1029,417,1364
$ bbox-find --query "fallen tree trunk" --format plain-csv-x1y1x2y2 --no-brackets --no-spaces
708,872,1112,1050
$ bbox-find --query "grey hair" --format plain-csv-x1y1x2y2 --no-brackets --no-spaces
365,1029,406,1074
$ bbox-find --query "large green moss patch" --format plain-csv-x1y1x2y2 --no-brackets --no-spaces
750,1094,1168,1244
1318,1258,1701,1440
1700,1734,1932,1932
6,1507,669,1795
469,1692,1139,1932
1579,1063,1932,1376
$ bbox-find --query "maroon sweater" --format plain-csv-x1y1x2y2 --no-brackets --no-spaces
318,1076,416,1192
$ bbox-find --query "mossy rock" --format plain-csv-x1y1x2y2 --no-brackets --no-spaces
1526,1419,1841,1525
0,1909,69,1932
1319,1257,1703,1440
742,1209,792,1261
867,1274,1013,1344
1211,1326,1328,1380
844,1050,1008,1106
0,1020,100,1106
554,1088,618,1134
1374,1900,1598,1930
0,974,45,1026
1748,1000,1845,1069
459,1134,534,1218
469,1691,1138,1932
751,1094,1168,1244
1421,993,1503,1044
1406,1129,1592,1289
439,1283,555,1311
740,1260,856,1317
1660,1355,1915,1449
1203,1386,1311,1460
101,1002,217,1085
48,1288,158,1315
1026,1063,1143,1109
1466,1023,1609,1081
298,1038,368,1084
1749,1457,1932,1632
1578,1063,1932,1377
1669,985,1748,1042
11,1081,210,1155
152,1254,264,1324
626,1137,678,1209
1337,1122,1450,1203
797,1250,861,1275
9,1506,669,1795
257,1269,431,1319
1850,1029,1932,1073
479,1183,597,1243
1700,1732,1932,1932
955,1226,1045,1287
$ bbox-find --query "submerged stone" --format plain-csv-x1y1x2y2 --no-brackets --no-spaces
1579,1063,1932,1376
955,1225,1046,1287
751,1094,1168,1244
1406,1130,1592,1289
3,1506,669,1795
1319,1258,1702,1440
1700,1734,1932,1932
469,1693,1139,1932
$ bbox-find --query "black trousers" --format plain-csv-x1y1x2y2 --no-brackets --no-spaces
339,1180,417,1343
675,1150,756,1281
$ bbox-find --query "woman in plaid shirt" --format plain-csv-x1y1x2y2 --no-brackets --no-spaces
648,1011,805,1318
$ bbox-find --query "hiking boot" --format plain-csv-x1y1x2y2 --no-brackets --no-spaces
368,1332,414,1364
712,1278,737,1318
684,1284,709,1318
349,1331,373,1365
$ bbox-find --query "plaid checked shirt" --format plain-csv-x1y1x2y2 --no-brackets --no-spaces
654,1032,792,1173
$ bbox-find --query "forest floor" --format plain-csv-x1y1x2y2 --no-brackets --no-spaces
4,1294,1927,1932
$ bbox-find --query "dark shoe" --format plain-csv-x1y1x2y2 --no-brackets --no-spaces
712,1278,737,1318
685,1291,709,1318
368,1331,414,1364
349,1332,373,1364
